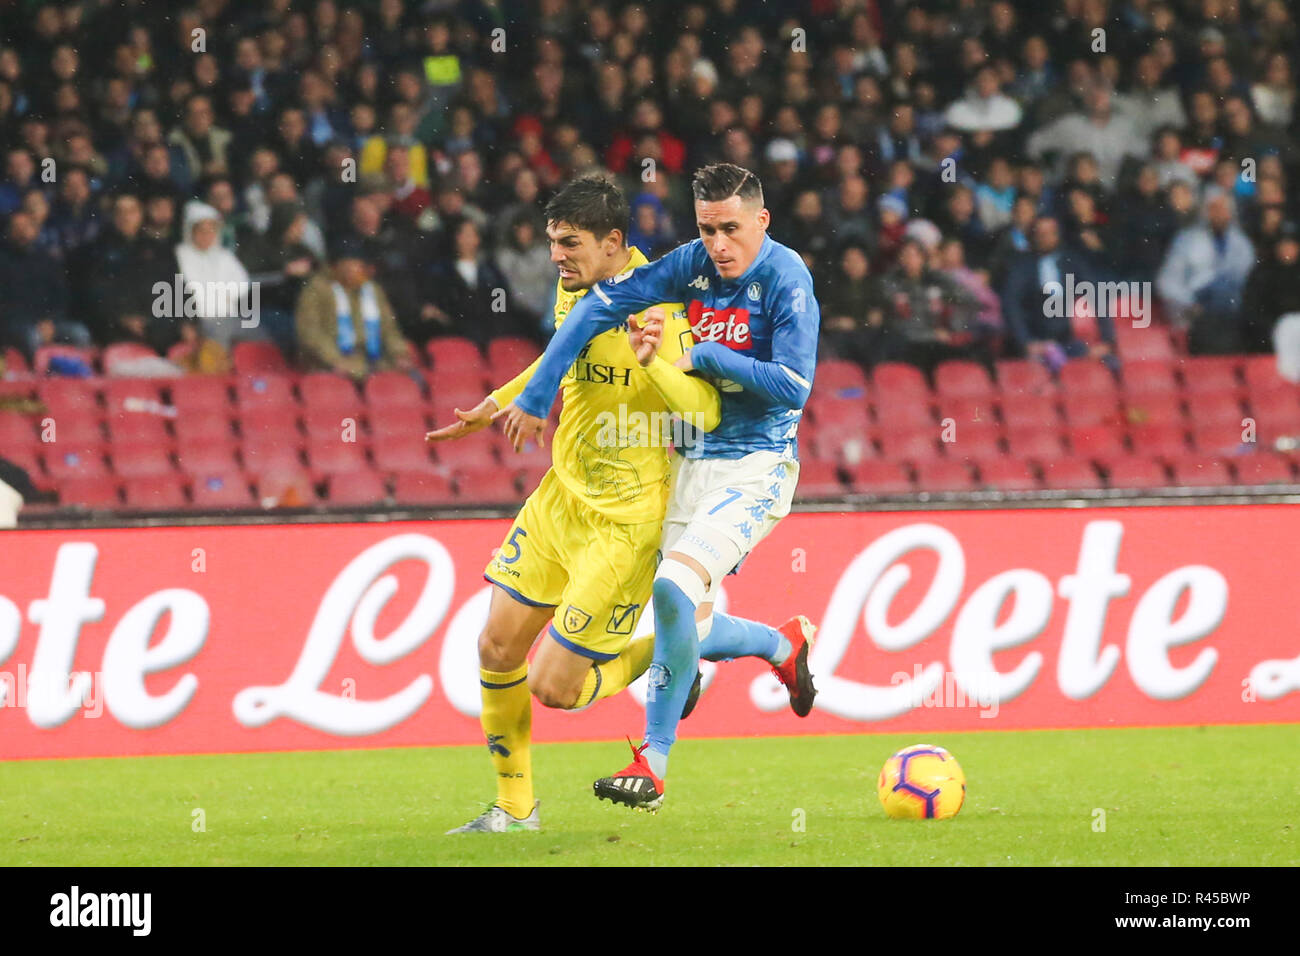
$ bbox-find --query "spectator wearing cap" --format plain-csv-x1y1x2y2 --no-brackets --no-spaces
1157,192,1257,355
1001,216,1115,372
174,199,255,352
760,138,801,223
296,236,413,381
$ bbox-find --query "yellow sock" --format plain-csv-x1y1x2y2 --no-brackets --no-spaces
573,633,656,709
479,662,533,819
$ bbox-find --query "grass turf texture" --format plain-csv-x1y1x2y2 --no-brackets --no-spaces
0,724,1295,866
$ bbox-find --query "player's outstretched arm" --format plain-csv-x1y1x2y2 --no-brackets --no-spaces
426,356,542,443
512,249,688,421
631,310,721,432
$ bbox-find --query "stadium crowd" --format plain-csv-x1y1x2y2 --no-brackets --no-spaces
1,0,1300,510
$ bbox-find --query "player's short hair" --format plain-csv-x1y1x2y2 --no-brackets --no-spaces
692,163,764,206
544,176,628,242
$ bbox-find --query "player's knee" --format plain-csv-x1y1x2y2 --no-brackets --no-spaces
477,628,524,672
653,559,709,626
527,668,581,710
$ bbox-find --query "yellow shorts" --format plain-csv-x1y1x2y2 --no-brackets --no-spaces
484,469,660,662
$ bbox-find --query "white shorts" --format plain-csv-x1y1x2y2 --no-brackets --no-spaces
660,451,800,603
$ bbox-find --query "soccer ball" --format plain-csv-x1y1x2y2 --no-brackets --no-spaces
877,744,966,820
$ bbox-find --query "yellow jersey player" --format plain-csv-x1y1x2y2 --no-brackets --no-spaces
428,177,719,833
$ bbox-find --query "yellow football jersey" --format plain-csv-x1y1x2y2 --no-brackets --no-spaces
490,247,717,524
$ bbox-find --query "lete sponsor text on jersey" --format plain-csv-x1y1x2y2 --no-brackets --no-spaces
688,300,751,349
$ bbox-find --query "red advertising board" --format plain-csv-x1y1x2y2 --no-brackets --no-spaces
1,506,1298,759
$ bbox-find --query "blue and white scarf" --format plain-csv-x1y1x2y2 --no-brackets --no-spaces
333,281,382,360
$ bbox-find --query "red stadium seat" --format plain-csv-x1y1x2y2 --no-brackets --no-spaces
371,433,434,472
1169,457,1232,487
425,336,484,370
175,439,240,477
255,470,319,506
815,359,869,397
846,460,912,495
365,370,425,411
369,403,428,440
42,408,103,444
170,376,233,416
488,337,542,376
110,443,175,478
975,459,1040,491
1000,392,1061,429
43,443,109,480
808,393,870,425
934,361,995,401
302,405,363,441
3,447,44,486
1231,453,1296,486
326,469,389,506
1178,356,1241,395
123,475,188,510
299,372,364,416
995,359,1055,396
1127,423,1190,460
0,378,36,401
454,466,523,504
1115,325,1176,362
1183,392,1245,427
1123,392,1183,427
1058,360,1118,397
238,405,302,444
1040,459,1103,490
914,459,977,492
1067,424,1127,460
426,368,490,412
58,475,121,508
1104,457,1169,489
3,347,30,374
876,429,940,463
1189,421,1251,457
0,411,37,449
871,396,934,430
514,463,550,493
231,341,290,374
793,460,846,499
943,418,1003,463
1122,359,1178,396
106,411,172,446
1061,393,1122,427
433,432,499,470
234,373,297,411
1005,425,1066,462
241,438,305,475
391,470,457,505
934,395,999,427
172,408,234,445
871,362,930,398
190,472,254,508
1242,355,1293,393
101,376,165,412
38,376,100,414
306,437,369,478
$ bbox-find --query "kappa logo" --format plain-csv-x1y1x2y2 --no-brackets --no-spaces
688,274,710,291
607,603,641,635
563,605,593,634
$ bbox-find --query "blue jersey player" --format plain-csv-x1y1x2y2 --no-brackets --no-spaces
496,164,821,811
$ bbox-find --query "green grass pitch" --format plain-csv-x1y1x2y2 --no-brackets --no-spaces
0,725,1295,866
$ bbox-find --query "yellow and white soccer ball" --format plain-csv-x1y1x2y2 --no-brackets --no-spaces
877,744,966,820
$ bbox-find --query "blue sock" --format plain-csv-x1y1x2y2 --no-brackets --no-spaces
700,612,791,664
642,577,701,778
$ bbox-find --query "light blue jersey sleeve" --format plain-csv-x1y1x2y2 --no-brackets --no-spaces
689,255,819,410
513,244,694,419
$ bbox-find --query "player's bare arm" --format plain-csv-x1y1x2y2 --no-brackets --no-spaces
425,396,498,442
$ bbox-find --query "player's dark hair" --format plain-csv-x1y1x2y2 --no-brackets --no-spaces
544,176,628,242
692,162,764,205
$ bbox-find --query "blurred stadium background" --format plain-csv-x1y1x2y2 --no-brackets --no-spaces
0,0,1298,520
